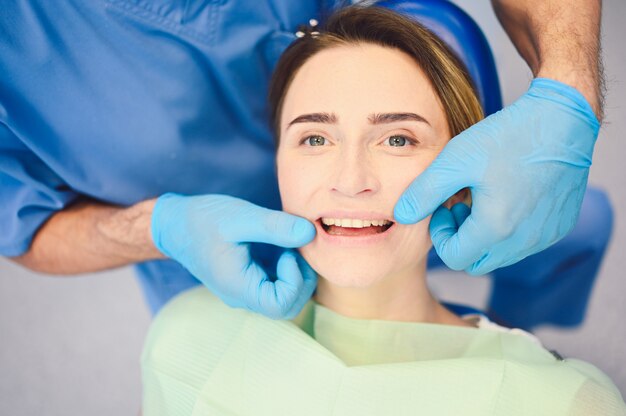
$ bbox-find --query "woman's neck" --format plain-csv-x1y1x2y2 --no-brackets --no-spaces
314,262,474,327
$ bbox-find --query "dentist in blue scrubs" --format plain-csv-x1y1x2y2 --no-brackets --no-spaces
0,1,603,321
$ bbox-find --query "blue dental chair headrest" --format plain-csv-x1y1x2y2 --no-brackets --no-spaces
378,0,503,116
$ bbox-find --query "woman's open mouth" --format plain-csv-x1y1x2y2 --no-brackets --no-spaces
318,217,394,237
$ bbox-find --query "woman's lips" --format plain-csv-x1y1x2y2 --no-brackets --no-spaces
315,218,395,245
322,222,392,236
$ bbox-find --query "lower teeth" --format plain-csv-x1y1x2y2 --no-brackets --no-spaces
322,224,390,236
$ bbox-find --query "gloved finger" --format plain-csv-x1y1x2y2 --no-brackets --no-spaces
466,243,523,276
221,204,316,248
466,254,498,277
429,206,486,271
428,206,461,269
242,251,307,319
284,252,318,319
450,202,471,227
394,139,480,224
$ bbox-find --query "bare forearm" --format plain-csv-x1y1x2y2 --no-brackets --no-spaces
491,0,604,120
10,198,164,274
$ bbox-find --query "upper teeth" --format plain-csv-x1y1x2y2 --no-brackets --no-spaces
321,218,391,228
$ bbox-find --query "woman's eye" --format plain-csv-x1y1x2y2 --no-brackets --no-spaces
387,135,409,147
303,135,327,146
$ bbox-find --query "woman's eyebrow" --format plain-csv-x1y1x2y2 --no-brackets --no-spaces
287,112,338,128
368,112,431,126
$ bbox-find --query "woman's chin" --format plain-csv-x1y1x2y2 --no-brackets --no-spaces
299,244,415,289
313,262,389,289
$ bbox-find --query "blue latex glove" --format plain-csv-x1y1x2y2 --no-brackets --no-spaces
394,78,600,275
151,193,317,319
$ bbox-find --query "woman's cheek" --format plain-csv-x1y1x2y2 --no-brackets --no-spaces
276,152,293,211
396,216,433,265
378,156,431,202
277,155,313,215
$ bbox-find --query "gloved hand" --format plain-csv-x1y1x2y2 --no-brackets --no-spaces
394,78,600,275
151,193,317,319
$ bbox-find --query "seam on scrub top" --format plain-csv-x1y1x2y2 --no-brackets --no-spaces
105,0,224,45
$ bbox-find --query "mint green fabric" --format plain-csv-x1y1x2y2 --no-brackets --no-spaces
142,287,626,416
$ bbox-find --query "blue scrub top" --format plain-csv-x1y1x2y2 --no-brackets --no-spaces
0,0,339,312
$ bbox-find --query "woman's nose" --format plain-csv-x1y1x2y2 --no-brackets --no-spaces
330,147,380,197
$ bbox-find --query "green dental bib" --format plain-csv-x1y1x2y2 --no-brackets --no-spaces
142,287,625,416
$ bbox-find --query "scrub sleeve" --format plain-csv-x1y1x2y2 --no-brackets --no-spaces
0,0,334,312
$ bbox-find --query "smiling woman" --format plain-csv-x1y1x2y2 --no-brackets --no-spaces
275,42,474,320
140,6,625,416
271,6,480,322
273,21,476,319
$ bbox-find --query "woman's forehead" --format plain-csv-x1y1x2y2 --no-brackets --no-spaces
281,43,446,131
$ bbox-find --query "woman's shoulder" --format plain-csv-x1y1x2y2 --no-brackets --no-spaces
141,287,267,414
559,358,626,415
156,285,244,321
461,314,625,413
145,286,247,343
144,286,249,347
141,287,250,396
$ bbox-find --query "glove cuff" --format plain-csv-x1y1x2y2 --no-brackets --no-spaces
530,78,600,134
151,192,183,258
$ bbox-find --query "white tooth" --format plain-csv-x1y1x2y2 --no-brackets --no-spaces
324,218,391,228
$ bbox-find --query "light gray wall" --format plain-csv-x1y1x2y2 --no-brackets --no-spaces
1,1,625,414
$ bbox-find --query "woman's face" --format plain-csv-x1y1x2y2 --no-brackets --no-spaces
277,43,451,287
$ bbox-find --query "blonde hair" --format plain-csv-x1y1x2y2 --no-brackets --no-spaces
269,5,484,142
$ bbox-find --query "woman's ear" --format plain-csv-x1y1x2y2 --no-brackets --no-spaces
443,188,471,209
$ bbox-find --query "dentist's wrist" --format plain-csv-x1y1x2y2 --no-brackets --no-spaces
535,64,603,122
98,197,165,261
529,78,601,132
